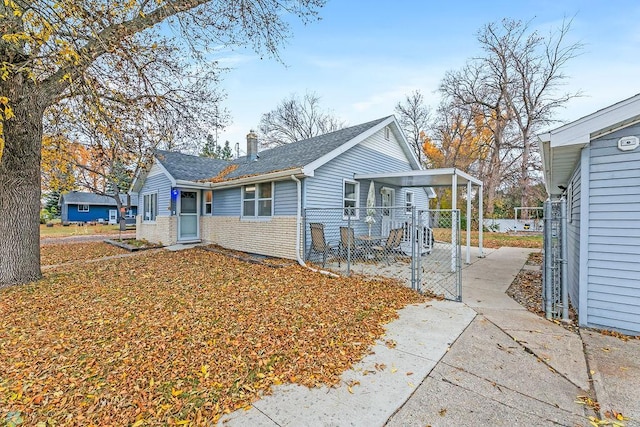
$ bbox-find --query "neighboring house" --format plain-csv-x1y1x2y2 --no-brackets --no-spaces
131,115,434,258
539,94,640,335
59,191,138,224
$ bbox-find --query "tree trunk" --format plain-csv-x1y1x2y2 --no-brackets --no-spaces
0,76,45,286
520,128,531,209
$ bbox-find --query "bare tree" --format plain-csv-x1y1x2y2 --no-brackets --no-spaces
395,90,431,164
0,0,325,286
440,17,581,216
259,91,346,147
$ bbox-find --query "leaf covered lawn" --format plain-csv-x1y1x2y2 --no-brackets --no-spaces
41,242,129,266
0,248,425,425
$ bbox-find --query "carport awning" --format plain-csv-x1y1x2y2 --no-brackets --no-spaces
355,167,484,264
354,168,483,188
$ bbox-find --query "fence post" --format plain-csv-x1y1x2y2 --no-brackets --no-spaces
543,200,553,319
346,214,351,276
411,206,417,291
560,197,569,321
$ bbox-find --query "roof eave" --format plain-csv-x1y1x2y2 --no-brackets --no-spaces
207,168,306,189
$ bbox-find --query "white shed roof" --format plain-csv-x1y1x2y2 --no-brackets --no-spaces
354,168,482,188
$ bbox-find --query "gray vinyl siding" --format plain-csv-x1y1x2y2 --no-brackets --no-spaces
212,181,297,217
274,180,297,215
566,163,581,311
305,144,414,209
586,124,640,334
140,169,172,217
213,188,240,216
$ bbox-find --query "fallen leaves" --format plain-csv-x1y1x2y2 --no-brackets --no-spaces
576,395,601,412
0,248,426,425
40,241,128,266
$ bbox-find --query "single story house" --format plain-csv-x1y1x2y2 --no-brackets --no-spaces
59,191,138,224
539,93,640,335
131,116,436,258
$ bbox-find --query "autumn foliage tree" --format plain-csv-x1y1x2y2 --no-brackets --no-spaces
439,18,581,216
422,102,491,210
0,0,325,286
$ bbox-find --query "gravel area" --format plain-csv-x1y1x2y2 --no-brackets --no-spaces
506,251,579,334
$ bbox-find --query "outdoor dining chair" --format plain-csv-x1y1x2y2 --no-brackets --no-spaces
339,226,365,263
371,227,404,265
307,223,338,268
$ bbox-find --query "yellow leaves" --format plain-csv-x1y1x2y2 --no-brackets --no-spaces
131,420,145,427
1,32,30,44
0,248,426,424
55,39,80,65
576,395,600,412
0,96,14,163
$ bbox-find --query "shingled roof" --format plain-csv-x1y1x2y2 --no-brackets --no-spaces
60,192,136,207
154,116,391,183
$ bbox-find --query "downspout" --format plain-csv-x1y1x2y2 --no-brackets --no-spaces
291,175,338,277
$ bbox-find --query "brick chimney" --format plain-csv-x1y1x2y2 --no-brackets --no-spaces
246,130,258,161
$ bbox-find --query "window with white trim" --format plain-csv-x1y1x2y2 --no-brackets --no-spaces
204,190,213,215
343,179,359,218
143,192,158,222
77,204,89,212
405,191,414,213
384,126,390,140
242,183,273,217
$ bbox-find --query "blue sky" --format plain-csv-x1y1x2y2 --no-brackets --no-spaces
214,0,640,149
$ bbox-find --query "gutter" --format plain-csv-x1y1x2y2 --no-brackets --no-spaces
207,168,305,189
290,175,339,278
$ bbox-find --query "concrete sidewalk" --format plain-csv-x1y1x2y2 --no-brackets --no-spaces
389,247,639,427
219,247,639,427
219,300,476,426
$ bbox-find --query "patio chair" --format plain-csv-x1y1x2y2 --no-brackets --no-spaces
371,227,405,265
339,226,365,263
307,223,338,268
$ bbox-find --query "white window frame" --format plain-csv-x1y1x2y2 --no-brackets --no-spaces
405,190,414,214
77,204,89,212
204,190,213,215
384,126,390,140
343,179,360,219
142,192,158,222
242,182,273,218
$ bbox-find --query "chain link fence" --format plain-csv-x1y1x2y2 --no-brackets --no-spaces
417,209,461,301
303,207,462,300
543,199,569,320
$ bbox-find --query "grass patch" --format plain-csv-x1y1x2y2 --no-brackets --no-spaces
40,223,124,238
0,249,426,425
432,229,543,249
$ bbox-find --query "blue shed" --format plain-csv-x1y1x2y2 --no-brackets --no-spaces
59,191,138,224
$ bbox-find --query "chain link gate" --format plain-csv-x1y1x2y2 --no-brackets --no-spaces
543,198,569,320
416,209,462,301
303,207,462,301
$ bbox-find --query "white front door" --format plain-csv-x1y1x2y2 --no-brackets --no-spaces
380,187,395,237
178,190,199,241
108,209,118,225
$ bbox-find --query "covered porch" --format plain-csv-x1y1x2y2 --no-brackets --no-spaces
354,168,485,264
303,168,484,301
